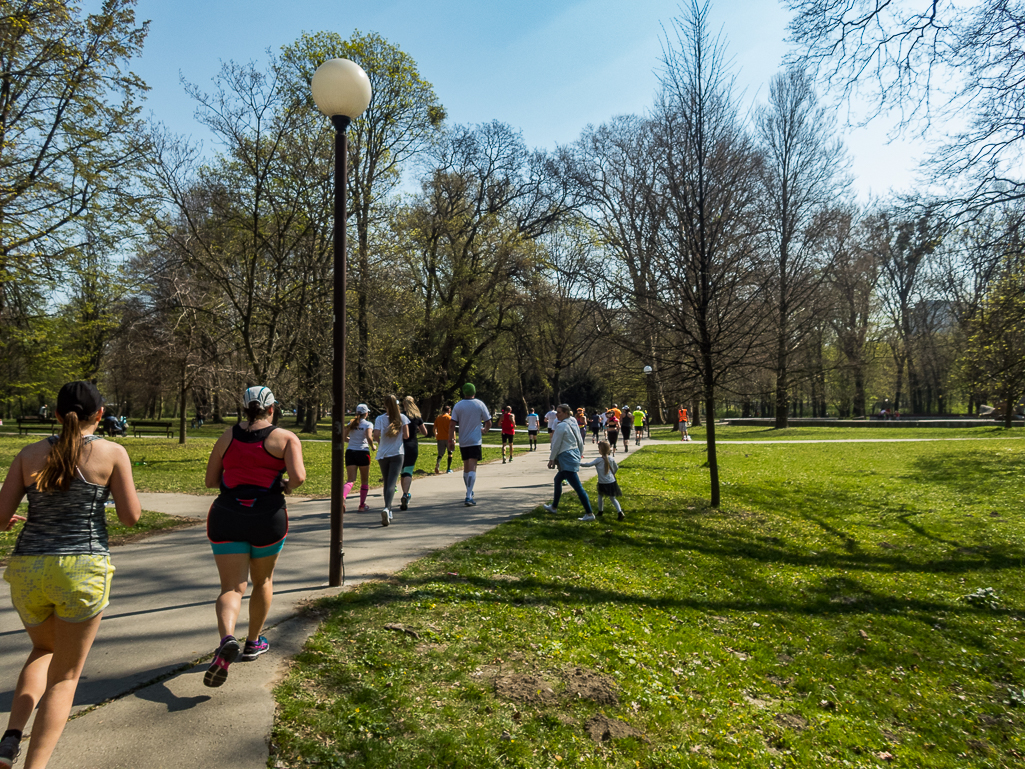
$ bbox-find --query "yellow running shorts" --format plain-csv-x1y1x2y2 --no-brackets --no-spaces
4,554,114,626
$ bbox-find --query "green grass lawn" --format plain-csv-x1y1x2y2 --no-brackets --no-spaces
272,438,1025,768
688,424,1021,441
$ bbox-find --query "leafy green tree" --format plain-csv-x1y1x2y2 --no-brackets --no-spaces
961,257,1025,428
0,0,148,408
398,121,570,417
280,30,445,395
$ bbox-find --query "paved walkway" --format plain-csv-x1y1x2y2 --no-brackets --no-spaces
0,442,614,769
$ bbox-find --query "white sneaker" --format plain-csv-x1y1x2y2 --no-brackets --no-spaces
543,504,558,514
387,509,393,520
579,513,596,521
381,509,390,527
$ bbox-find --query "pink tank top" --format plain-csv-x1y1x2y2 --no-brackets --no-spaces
222,425,286,490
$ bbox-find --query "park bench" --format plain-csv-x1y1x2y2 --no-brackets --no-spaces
131,420,174,438
16,416,58,436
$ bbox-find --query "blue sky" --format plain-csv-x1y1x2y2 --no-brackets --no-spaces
128,0,921,201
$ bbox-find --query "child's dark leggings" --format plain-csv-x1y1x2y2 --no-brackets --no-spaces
553,470,592,515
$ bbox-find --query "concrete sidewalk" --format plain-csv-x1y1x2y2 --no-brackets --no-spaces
0,442,614,769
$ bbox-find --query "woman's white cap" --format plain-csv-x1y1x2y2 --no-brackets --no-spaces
355,403,369,414
243,386,275,408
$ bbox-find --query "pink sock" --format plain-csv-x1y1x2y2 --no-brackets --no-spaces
359,485,369,506
343,481,354,499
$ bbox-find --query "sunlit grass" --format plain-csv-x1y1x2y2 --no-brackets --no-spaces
272,438,1025,768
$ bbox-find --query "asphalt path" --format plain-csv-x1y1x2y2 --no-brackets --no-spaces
0,440,607,769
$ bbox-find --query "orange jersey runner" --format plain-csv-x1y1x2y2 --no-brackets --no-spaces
434,413,452,441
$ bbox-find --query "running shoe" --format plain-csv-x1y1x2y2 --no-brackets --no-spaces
240,635,270,661
502,458,506,464
617,510,626,521
447,469,453,473
464,497,472,506
400,493,410,511
542,504,558,514
358,504,370,512
388,509,394,520
0,733,21,768
381,509,390,526
579,513,596,521
204,635,241,688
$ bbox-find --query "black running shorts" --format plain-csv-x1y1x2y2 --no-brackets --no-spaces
345,449,370,467
459,445,482,461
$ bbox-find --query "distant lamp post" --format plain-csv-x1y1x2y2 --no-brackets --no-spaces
311,58,372,587
643,366,659,427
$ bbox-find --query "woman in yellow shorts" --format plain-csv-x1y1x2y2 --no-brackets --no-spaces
0,381,141,768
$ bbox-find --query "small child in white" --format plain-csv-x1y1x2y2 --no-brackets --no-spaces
579,440,624,521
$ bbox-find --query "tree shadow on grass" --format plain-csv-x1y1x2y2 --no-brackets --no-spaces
315,498,1022,660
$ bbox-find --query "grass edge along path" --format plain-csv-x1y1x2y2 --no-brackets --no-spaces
271,439,1025,768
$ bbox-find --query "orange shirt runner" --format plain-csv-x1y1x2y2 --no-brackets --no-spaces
434,413,452,442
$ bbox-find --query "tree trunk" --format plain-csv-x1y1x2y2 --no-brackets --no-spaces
178,369,187,446
691,399,702,427
303,401,318,433
893,354,904,414
703,367,720,508
774,360,789,429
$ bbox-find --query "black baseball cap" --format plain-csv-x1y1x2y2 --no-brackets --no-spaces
56,381,104,418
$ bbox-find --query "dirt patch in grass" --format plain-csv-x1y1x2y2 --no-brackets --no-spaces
494,674,558,705
564,667,618,705
775,713,809,731
584,714,645,743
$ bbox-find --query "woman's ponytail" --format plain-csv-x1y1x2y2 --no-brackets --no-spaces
384,396,401,438
36,411,86,492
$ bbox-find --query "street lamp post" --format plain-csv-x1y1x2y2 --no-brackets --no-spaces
311,58,372,587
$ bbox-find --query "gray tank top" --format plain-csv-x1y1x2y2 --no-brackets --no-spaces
13,435,112,556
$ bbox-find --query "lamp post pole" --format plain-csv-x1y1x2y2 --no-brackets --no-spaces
329,114,350,587
312,58,372,588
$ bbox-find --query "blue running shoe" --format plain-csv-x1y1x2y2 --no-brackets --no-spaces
241,635,270,661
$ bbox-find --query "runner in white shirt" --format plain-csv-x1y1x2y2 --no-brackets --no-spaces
448,383,492,506
544,406,559,434
525,408,540,452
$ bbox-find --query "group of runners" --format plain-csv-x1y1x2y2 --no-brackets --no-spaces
0,378,669,767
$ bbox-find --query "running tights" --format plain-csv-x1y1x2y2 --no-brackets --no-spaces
553,470,592,515
378,456,403,510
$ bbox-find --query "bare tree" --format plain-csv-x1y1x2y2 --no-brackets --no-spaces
755,67,850,427
649,0,764,507
786,0,1025,213
868,209,942,412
